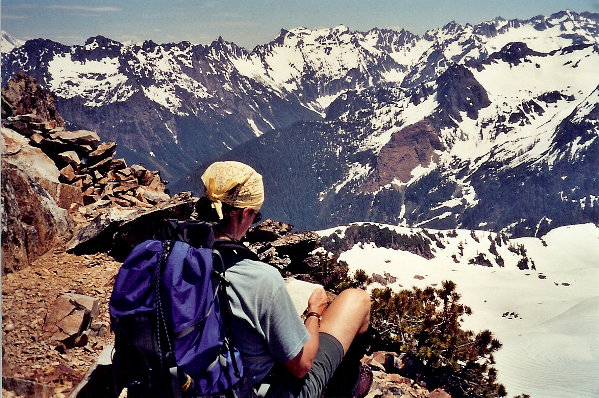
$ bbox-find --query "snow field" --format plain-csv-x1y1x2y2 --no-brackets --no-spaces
319,223,599,397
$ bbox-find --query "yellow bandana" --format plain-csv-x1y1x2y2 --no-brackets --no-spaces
201,161,264,219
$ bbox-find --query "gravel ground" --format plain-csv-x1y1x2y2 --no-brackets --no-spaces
2,249,121,398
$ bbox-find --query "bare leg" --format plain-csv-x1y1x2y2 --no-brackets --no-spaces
319,288,370,354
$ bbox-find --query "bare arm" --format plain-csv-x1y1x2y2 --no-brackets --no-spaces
284,288,328,378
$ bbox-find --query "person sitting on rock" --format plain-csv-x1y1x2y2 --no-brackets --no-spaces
198,160,372,398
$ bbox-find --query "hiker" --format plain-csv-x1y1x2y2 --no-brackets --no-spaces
198,161,372,398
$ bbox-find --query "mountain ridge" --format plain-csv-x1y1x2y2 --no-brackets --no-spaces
2,10,598,235
3,11,596,177
172,37,598,234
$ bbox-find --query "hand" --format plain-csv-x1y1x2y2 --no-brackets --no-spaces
307,287,328,315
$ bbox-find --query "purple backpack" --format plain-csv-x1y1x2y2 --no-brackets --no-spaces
109,221,245,397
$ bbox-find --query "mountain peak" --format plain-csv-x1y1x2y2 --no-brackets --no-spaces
82,35,123,52
441,20,463,33
332,24,350,32
3,11,597,239
1,31,25,53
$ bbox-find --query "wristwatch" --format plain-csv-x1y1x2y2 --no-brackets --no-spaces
302,310,321,326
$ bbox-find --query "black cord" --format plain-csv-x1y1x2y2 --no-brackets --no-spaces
154,240,175,369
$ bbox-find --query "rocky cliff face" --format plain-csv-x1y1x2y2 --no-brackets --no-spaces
364,120,445,191
1,131,71,273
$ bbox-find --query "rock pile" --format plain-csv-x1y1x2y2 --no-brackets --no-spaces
246,219,321,274
2,73,171,221
1,72,174,272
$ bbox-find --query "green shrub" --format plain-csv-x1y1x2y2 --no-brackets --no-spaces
370,281,506,398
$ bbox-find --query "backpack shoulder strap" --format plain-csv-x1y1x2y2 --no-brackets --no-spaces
213,240,259,268
212,249,242,379
157,219,215,248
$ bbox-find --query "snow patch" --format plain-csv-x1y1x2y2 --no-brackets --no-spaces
247,119,263,137
47,53,132,106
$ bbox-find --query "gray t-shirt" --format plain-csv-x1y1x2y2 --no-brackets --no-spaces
225,258,310,383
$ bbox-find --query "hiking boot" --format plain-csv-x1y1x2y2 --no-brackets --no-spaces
351,364,373,398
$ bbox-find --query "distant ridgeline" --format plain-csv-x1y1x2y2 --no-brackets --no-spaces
3,10,598,236
319,223,534,271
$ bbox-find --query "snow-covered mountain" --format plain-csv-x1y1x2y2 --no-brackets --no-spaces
174,11,599,235
2,10,598,234
0,31,25,54
317,222,599,397
1,34,319,179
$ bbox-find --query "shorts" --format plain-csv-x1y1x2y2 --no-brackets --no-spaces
264,332,344,398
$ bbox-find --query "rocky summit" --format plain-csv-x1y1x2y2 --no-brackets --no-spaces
1,72,179,272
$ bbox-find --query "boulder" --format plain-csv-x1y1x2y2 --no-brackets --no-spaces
98,171,120,184
53,129,100,149
246,219,295,242
147,174,167,191
137,186,170,204
131,164,153,185
121,193,153,208
30,132,45,145
67,192,197,259
85,156,113,172
2,127,61,190
88,141,117,159
109,158,127,170
1,162,70,273
116,167,133,178
59,164,77,183
112,179,139,194
371,351,398,373
249,226,320,274
56,150,81,166
56,182,83,209
42,293,99,349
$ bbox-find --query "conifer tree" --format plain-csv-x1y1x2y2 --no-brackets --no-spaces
370,281,506,398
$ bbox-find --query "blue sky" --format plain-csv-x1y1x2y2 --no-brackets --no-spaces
2,0,597,49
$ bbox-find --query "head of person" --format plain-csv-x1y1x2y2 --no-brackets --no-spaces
198,161,264,240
